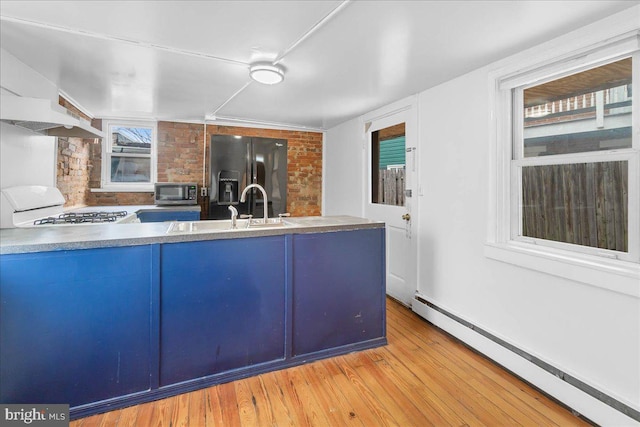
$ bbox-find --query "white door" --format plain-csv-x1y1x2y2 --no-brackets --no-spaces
363,97,418,306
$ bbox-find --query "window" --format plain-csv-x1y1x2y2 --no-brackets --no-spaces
488,34,639,294
515,58,634,258
102,120,157,191
371,123,406,206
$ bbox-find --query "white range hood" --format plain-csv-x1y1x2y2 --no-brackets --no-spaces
0,95,104,139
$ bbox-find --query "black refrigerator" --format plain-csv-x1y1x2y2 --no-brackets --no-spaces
208,134,287,220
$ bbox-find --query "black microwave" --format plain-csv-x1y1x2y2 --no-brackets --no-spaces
154,183,198,205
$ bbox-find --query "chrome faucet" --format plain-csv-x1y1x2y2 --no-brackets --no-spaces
240,183,268,223
228,205,238,229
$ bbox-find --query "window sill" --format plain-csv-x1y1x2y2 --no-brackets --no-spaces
91,185,154,193
484,241,640,298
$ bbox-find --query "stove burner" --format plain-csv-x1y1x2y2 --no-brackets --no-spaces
33,211,128,225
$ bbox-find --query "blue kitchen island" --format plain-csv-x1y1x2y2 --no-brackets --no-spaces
0,216,386,419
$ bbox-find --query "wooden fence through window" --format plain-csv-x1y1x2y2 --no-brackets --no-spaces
522,161,628,252
378,169,405,206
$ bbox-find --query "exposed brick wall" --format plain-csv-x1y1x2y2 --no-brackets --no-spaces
285,131,323,216
58,116,323,215
157,121,205,184
87,191,154,206
56,96,96,207
56,137,92,207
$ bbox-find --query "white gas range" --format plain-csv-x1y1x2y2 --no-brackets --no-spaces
0,186,139,228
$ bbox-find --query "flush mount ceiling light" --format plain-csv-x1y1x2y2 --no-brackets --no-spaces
249,62,285,85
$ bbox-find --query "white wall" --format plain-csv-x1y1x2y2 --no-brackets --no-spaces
324,118,364,216
416,65,639,424
324,6,639,425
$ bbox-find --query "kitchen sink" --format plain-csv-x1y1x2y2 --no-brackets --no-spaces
166,218,292,233
167,220,229,233
247,217,291,227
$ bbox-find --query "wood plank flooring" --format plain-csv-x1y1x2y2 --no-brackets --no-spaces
71,298,592,426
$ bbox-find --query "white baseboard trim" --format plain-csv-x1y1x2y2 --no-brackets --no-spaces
411,297,640,427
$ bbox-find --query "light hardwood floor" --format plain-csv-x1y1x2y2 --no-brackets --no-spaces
71,298,592,426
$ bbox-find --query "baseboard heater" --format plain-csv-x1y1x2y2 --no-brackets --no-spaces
413,295,640,423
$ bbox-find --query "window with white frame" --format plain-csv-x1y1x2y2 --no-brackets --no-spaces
515,57,636,260
102,120,157,191
488,35,639,293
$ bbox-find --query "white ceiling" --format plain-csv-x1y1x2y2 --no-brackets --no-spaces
1,1,638,130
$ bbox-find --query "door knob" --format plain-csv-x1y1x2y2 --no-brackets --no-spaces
402,213,411,221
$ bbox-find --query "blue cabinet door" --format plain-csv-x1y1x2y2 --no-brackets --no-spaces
137,210,200,223
159,236,286,386
0,246,153,407
292,228,385,356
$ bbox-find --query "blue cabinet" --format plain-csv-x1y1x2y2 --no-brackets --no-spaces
159,236,286,386
0,226,385,419
0,246,154,407
292,229,385,356
136,209,200,223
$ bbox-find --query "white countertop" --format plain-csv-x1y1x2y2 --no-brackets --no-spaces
0,216,384,254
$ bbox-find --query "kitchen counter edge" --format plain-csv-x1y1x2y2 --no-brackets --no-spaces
0,216,385,255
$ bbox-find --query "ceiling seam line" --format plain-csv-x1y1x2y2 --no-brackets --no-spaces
273,0,352,65
207,115,325,132
0,14,248,67
207,81,253,119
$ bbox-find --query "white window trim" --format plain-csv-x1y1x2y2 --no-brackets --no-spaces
487,30,640,298
100,119,157,192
